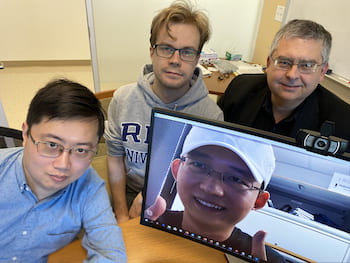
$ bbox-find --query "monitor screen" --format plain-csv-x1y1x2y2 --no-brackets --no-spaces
141,108,350,263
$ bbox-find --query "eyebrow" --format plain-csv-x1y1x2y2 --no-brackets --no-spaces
41,133,95,148
277,56,318,63
158,43,198,50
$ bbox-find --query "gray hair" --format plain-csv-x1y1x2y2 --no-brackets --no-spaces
269,19,332,63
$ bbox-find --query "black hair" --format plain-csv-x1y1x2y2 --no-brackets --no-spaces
26,79,105,139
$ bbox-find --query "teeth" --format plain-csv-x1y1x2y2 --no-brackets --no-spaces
197,198,223,210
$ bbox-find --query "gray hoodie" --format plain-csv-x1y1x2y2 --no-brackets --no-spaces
104,64,223,191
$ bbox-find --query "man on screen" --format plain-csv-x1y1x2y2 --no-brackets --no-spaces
145,126,286,262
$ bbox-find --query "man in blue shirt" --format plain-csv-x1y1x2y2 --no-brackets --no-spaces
0,79,126,262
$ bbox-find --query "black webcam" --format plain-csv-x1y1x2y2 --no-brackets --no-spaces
296,121,348,156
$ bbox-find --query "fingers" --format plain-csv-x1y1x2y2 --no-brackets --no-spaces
251,230,267,261
144,196,167,221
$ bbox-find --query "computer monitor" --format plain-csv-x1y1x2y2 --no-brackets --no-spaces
141,108,350,263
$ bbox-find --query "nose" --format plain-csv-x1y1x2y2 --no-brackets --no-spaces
52,150,71,170
199,171,224,196
168,50,181,65
285,64,300,80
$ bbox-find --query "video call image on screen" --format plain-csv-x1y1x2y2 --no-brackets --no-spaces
141,109,350,263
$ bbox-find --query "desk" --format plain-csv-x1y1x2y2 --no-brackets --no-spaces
48,217,234,263
203,71,235,96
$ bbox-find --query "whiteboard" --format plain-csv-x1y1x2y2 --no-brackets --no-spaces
86,0,263,91
0,0,90,61
285,0,350,80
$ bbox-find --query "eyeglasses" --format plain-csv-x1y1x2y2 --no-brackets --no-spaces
180,156,261,191
270,56,324,74
29,134,97,160
152,44,199,62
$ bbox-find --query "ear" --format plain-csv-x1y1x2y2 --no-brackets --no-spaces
21,122,29,145
264,56,273,74
319,62,329,82
150,46,155,56
170,158,182,180
194,55,200,66
254,191,270,210
266,56,272,68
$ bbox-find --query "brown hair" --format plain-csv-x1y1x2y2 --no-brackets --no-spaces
150,0,210,52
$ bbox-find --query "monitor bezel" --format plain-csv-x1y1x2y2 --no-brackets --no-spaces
140,107,350,262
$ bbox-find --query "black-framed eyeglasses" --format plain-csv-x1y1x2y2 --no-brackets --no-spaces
270,56,324,74
180,156,261,191
152,44,200,62
29,134,97,161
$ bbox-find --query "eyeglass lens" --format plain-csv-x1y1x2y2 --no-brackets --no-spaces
154,45,198,62
181,157,257,190
272,57,322,73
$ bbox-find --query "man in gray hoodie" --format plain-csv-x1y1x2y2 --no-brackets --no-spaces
105,0,223,223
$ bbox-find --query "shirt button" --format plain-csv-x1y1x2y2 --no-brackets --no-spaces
22,231,28,236
12,256,17,261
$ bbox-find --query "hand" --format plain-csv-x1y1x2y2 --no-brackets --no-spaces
251,230,267,261
144,195,167,220
128,192,143,219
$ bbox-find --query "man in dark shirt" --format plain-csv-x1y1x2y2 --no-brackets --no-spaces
218,19,350,147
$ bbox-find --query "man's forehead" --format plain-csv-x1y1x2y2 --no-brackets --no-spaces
275,37,323,60
157,22,200,49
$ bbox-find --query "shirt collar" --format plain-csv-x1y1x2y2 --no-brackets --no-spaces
262,92,305,123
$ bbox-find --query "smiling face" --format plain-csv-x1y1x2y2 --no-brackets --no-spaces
22,118,99,200
172,145,267,241
266,37,328,108
150,22,200,103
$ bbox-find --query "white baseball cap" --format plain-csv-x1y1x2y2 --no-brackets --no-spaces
180,126,275,188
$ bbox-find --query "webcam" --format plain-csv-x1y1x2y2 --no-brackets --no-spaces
296,121,348,156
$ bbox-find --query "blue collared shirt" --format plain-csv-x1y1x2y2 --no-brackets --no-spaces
0,147,127,263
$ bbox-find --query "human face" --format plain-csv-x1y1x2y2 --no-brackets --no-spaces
22,118,99,200
266,37,328,108
150,23,200,102
172,145,264,240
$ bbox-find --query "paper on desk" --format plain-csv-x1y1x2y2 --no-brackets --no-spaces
207,66,218,72
198,64,212,77
228,60,264,74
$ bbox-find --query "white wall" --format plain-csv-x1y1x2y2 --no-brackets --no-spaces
0,0,90,61
285,0,350,81
87,0,263,91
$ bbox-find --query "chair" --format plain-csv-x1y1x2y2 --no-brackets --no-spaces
94,89,116,114
91,155,111,199
94,89,116,157
0,127,23,148
92,89,116,198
